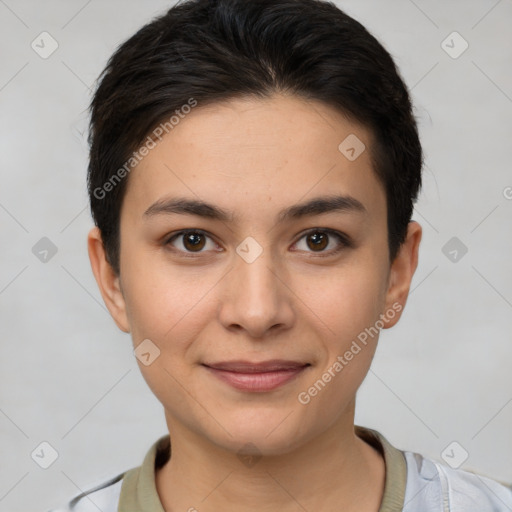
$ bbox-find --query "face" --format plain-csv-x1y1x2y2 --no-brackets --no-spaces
89,93,421,456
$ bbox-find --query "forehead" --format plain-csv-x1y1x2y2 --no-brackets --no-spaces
122,93,386,223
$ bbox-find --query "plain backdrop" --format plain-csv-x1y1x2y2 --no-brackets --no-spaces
1,1,511,511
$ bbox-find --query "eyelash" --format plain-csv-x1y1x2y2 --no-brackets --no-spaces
163,228,352,258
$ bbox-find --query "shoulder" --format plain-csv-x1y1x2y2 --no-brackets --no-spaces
403,450,512,511
47,435,169,512
47,472,125,512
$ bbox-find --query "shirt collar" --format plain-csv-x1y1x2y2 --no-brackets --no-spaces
355,425,407,512
118,425,406,512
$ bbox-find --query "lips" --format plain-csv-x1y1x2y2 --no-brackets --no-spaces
204,360,309,372
202,360,310,392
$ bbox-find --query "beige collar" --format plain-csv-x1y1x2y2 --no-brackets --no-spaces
118,425,406,511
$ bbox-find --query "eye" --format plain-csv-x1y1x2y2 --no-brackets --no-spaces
292,228,351,256
165,229,220,255
164,228,351,258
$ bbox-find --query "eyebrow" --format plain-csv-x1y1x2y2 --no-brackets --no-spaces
143,194,366,223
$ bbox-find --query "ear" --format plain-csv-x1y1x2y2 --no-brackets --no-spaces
87,227,130,333
381,221,422,329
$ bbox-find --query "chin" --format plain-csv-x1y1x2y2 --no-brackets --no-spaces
207,406,313,457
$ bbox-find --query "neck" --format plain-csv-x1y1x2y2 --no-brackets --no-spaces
155,403,385,512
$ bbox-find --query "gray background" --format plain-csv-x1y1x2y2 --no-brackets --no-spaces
1,1,511,511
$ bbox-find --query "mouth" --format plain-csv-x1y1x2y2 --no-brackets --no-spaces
202,360,311,392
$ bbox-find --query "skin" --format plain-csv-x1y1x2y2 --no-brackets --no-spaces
88,93,422,512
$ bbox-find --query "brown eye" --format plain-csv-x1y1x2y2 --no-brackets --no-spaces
165,230,218,254
293,229,351,256
306,231,329,251
182,231,206,251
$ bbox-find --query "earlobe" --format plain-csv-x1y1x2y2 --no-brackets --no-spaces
382,221,422,329
87,227,131,333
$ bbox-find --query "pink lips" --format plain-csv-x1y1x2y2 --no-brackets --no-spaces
203,360,309,392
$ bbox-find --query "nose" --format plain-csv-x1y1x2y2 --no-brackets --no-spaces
217,243,295,339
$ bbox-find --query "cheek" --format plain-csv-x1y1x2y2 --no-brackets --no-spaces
120,242,219,346
121,263,212,412
296,257,388,346
295,265,386,420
